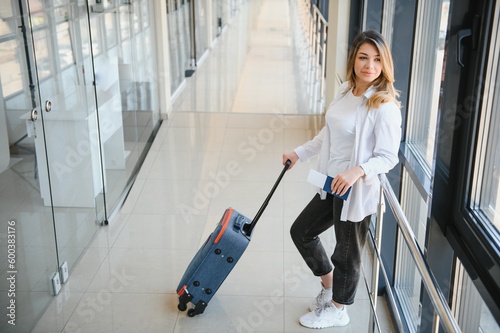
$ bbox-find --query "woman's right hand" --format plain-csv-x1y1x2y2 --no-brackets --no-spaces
282,151,299,170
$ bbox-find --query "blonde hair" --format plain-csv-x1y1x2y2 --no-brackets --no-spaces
346,30,400,109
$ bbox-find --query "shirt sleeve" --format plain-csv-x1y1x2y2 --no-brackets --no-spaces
295,82,348,163
359,103,402,180
294,126,327,162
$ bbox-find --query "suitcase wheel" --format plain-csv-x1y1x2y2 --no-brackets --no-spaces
186,300,207,317
177,286,192,312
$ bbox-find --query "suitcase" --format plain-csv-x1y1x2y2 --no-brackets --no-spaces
176,160,291,317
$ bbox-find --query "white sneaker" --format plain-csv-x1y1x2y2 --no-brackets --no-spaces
309,283,333,312
299,302,350,329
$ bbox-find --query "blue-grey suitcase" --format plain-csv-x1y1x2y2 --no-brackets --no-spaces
176,160,291,317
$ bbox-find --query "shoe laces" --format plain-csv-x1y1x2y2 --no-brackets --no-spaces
315,288,327,304
314,301,334,316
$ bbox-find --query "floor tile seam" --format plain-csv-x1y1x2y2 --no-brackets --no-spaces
61,231,118,298
168,110,314,118
162,125,228,130
50,272,110,332
138,147,163,182
121,173,146,215
281,111,288,312
88,217,131,258
57,295,87,333
212,292,289,299
196,123,226,248
142,173,227,182
108,245,200,250
104,245,190,253
105,208,135,249
124,212,208,218
120,214,208,228
225,116,290,132
78,249,116,297
74,290,174,295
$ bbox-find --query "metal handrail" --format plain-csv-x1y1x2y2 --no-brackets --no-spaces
310,5,327,104
370,174,462,333
288,1,328,114
365,225,406,332
294,1,327,108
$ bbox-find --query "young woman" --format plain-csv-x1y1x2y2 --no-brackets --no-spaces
282,30,402,329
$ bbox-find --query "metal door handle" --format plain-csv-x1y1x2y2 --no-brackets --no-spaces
457,29,471,67
45,100,52,112
30,108,38,121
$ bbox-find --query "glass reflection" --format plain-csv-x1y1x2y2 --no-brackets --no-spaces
0,1,58,332
89,0,159,213
0,0,160,331
473,25,500,232
33,30,51,79
57,22,75,69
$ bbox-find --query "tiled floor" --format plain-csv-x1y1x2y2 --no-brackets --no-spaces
33,1,394,332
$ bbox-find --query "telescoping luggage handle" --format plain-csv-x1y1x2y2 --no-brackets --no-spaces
242,159,291,236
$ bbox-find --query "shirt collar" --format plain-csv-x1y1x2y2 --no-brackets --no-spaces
363,85,376,99
342,82,376,99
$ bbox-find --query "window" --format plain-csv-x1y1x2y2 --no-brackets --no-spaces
120,7,130,41
0,39,23,97
471,7,500,238
395,170,428,332
105,12,118,48
406,0,450,172
448,0,500,323
33,29,51,79
452,259,500,332
56,22,74,69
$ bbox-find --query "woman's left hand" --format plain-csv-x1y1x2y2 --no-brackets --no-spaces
331,166,365,196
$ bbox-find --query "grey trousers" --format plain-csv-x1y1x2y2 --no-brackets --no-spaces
290,193,371,305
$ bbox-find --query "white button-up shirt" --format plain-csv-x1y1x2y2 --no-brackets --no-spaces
294,82,402,222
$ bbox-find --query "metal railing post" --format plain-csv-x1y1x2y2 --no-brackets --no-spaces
319,23,327,103
369,181,386,332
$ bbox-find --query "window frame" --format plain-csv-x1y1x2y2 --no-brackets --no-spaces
440,0,500,320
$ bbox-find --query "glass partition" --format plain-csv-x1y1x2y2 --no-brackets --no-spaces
26,0,104,272
167,0,191,95
194,0,208,62
89,0,159,214
0,0,161,331
0,0,98,331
